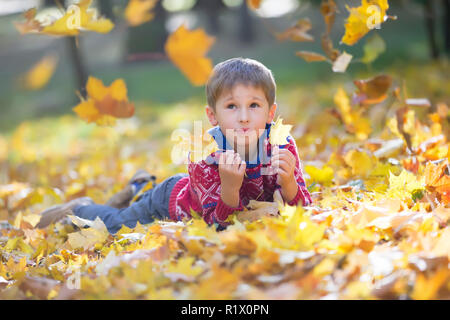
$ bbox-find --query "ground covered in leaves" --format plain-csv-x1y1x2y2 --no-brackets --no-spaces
0,62,449,300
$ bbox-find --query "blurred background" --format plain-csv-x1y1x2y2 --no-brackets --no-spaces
0,0,448,133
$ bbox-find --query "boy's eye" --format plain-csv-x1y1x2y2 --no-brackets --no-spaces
227,104,236,109
250,103,260,108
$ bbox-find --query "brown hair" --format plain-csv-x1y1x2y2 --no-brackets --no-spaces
206,57,276,110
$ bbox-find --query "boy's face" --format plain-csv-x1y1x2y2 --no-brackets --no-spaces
206,84,277,151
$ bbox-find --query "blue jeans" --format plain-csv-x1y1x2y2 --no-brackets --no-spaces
73,173,188,234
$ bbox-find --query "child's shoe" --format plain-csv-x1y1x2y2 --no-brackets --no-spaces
104,169,156,209
36,197,94,229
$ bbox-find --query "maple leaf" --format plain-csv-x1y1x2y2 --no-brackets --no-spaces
14,0,114,36
72,76,135,126
43,0,114,36
341,0,391,46
165,24,215,86
21,54,58,91
269,117,292,146
125,0,158,27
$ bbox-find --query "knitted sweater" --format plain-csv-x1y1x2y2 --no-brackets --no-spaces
168,122,312,227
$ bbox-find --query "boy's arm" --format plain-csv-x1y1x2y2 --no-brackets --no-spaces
273,136,312,206
189,158,245,227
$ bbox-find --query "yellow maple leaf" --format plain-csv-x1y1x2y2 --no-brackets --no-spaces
22,54,58,90
165,24,215,86
125,0,158,27
72,76,134,126
269,117,292,146
42,0,114,36
386,169,425,201
341,0,390,46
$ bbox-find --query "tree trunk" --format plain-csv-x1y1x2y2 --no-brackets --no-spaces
67,37,88,98
197,0,223,35
444,0,450,54
424,0,440,59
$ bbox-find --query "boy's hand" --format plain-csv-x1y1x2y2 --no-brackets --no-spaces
218,150,246,191
218,150,246,207
271,145,296,187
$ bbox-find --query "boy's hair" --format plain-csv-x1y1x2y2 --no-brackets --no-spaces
206,57,276,110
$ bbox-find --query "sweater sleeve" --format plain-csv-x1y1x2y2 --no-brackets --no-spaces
189,161,245,227
275,136,312,207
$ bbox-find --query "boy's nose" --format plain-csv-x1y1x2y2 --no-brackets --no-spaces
238,108,249,123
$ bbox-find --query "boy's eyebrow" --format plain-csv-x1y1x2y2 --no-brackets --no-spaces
223,96,265,102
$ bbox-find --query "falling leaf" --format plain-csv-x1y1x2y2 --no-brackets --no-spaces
15,0,114,36
341,0,390,46
276,19,314,42
125,0,158,27
332,51,353,73
165,24,215,86
13,8,42,34
296,51,328,63
269,117,292,146
72,76,135,126
22,54,59,91
42,0,114,36
320,0,337,35
353,74,392,105
321,34,340,61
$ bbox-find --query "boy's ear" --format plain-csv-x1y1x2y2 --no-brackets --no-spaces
205,105,218,126
267,103,277,123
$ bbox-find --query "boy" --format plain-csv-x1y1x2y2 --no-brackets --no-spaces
37,58,312,233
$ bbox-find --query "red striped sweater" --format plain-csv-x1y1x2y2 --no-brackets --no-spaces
168,122,312,227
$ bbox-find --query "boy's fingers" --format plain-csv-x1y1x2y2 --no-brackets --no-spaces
239,160,246,173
